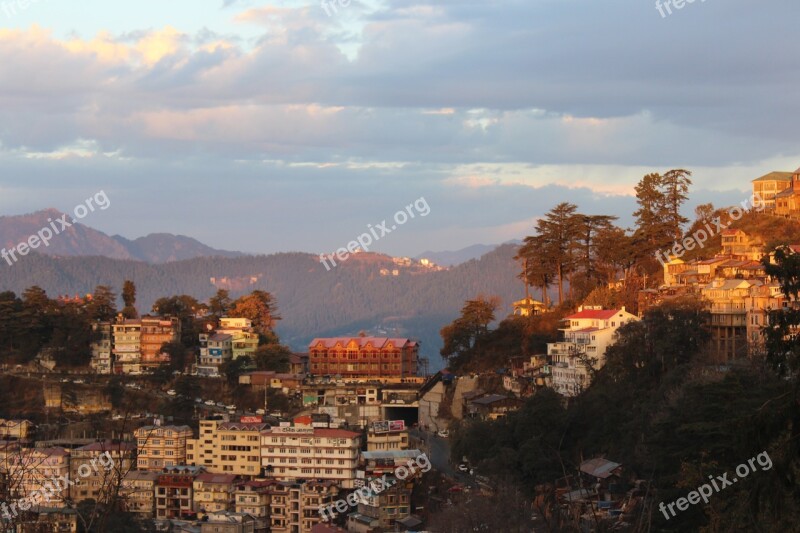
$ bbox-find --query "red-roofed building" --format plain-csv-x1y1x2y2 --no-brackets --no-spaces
548,306,639,397
308,337,419,379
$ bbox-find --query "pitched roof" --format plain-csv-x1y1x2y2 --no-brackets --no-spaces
752,171,793,182
580,457,622,479
565,309,622,320
309,337,418,349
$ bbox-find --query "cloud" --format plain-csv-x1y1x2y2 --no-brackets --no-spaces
0,0,798,254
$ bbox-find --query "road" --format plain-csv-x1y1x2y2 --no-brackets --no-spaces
410,427,455,477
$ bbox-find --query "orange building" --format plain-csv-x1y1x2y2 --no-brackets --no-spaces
140,316,181,370
308,337,419,379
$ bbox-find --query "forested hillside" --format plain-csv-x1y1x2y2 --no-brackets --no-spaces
0,245,526,367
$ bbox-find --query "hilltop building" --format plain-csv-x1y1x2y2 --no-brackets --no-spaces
769,167,800,217
140,316,181,371
752,170,794,211
90,321,113,374
198,333,233,377
548,306,639,397
512,297,546,317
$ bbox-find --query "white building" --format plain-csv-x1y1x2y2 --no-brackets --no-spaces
548,306,639,397
260,426,361,488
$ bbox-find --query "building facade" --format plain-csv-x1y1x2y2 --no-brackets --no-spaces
308,338,419,379
90,321,113,374
260,427,361,489
140,316,181,371
199,333,233,377
548,307,639,397
113,318,142,374
187,420,267,476
135,425,193,471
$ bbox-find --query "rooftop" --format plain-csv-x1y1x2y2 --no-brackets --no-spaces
565,308,624,320
752,171,793,182
309,337,418,349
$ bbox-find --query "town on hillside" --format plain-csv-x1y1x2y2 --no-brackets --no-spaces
3,167,800,532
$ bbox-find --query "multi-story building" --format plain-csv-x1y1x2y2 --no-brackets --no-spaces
90,321,113,374
308,337,419,380
218,318,260,361
351,476,413,531
135,424,193,471
751,170,794,211
270,480,339,533
187,419,267,476
701,279,754,362
367,421,409,451
155,465,204,520
260,426,361,489
69,441,136,504
198,333,233,377
121,470,159,517
193,473,238,517
4,447,71,507
548,306,639,397
234,480,275,522
720,229,765,261
746,281,792,353
112,318,142,374
140,316,180,371
772,168,800,217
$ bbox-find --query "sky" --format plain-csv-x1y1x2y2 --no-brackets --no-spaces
0,0,798,257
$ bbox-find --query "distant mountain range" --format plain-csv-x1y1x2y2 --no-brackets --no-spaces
0,246,530,371
0,210,535,371
0,209,242,263
416,240,523,267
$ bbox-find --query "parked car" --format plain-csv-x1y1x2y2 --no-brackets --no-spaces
437,430,450,438
458,463,469,472
73,379,84,384
226,405,236,411
205,400,215,406
216,402,225,408
195,397,203,403
166,390,177,396
255,409,266,415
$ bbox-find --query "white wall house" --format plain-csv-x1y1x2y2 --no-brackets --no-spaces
548,306,639,397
